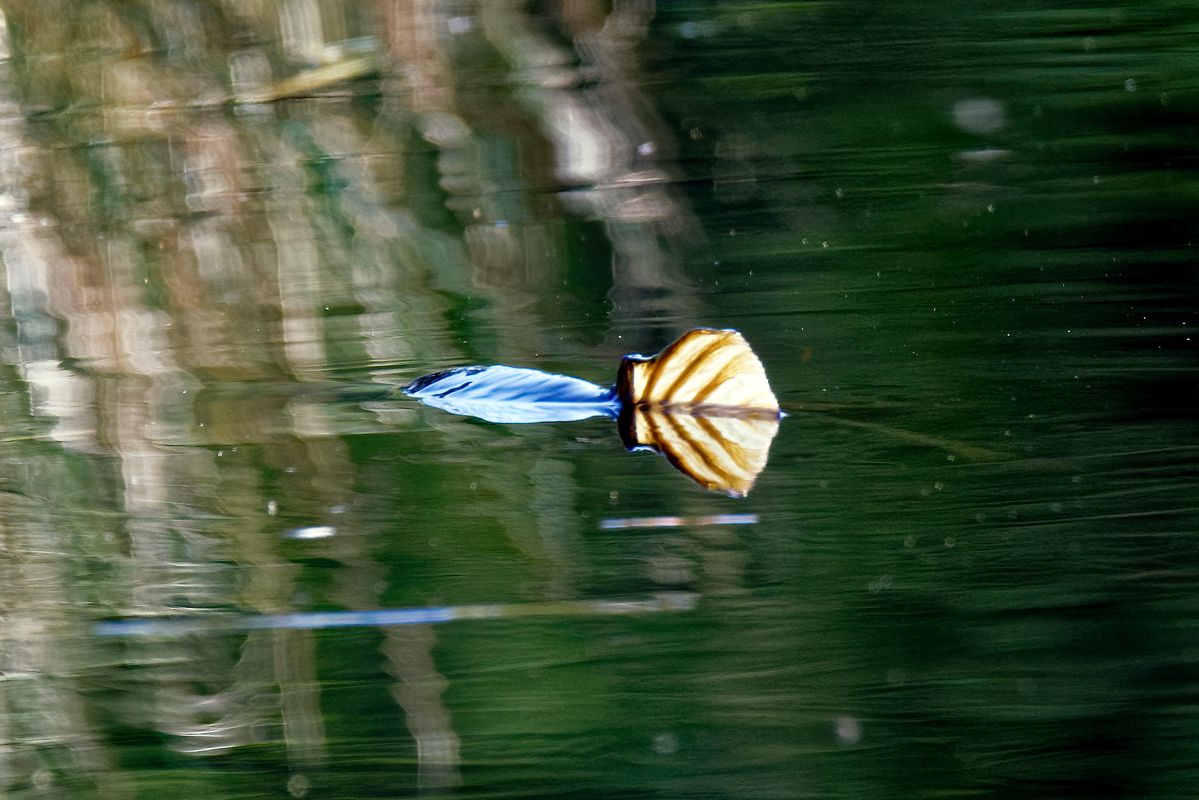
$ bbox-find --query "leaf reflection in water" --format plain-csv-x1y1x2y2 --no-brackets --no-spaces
404,329,781,496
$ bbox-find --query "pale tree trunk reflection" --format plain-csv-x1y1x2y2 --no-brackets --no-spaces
0,0,716,789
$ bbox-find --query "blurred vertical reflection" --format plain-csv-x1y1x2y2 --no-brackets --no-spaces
0,0,713,792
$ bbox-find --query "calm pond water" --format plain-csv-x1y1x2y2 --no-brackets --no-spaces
0,2,1196,799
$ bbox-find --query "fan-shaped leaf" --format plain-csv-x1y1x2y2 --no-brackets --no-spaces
613,328,780,495
616,328,779,413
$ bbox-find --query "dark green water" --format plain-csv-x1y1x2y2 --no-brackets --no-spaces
0,2,1195,798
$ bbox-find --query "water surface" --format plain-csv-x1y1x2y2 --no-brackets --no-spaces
0,2,1195,799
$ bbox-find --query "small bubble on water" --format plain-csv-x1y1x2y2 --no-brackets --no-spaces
32,769,52,790
447,16,473,34
266,500,278,516
1124,78,1137,92
652,732,678,755
287,774,311,798
834,715,861,745
952,97,1005,135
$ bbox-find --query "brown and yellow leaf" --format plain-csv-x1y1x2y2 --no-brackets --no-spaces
616,328,779,413
615,329,780,495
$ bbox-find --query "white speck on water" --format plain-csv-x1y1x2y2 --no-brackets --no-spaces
952,97,1005,135
835,716,861,745
267,500,278,516
1124,78,1137,92
287,774,310,798
652,732,678,754
447,15,473,34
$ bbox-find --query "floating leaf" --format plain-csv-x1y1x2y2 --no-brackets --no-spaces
404,365,618,424
613,328,781,494
616,328,779,413
403,329,781,494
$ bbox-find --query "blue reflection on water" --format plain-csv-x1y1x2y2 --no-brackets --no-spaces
94,593,699,637
404,365,620,423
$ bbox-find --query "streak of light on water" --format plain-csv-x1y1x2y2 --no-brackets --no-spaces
598,513,759,530
93,592,700,637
